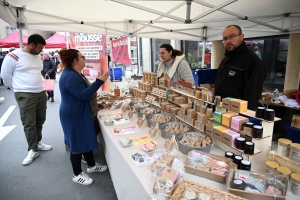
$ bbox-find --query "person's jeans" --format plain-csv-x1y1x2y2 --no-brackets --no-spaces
47,91,54,99
14,91,47,151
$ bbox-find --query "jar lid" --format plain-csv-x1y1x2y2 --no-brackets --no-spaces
290,143,300,150
278,138,292,146
291,173,300,182
245,142,254,146
265,161,279,169
246,122,254,125
241,160,251,165
265,109,274,112
235,156,243,160
257,107,265,110
277,166,292,175
233,179,243,185
226,152,234,156
236,137,246,141
253,125,263,129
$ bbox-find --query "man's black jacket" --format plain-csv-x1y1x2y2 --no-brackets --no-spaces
214,41,267,110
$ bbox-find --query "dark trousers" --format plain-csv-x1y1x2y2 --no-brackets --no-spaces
14,91,47,152
70,151,95,176
47,91,54,99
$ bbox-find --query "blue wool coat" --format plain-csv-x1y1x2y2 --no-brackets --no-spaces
59,67,104,152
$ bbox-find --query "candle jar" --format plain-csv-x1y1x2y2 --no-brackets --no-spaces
225,152,235,160
252,125,263,138
244,142,255,155
255,107,265,118
233,155,243,169
235,137,246,150
264,109,275,121
240,160,251,171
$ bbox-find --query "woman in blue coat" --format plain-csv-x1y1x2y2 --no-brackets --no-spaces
58,48,110,185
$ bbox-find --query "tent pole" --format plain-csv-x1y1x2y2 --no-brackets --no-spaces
16,7,24,49
201,27,207,68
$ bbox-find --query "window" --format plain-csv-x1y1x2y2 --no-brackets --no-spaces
7,27,17,35
245,35,289,92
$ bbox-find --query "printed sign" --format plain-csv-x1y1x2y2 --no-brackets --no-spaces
111,37,132,66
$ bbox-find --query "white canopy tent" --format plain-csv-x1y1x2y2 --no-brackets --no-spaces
0,0,300,43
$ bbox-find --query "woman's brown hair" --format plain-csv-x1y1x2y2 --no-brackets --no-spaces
160,44,183,58
58,48,79,69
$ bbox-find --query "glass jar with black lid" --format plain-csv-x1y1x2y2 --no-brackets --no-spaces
233,155,243,169
255,107,265,118
244,142,255,155
235,137,246,150
240,160,251,171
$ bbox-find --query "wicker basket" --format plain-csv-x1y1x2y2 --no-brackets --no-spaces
136,106,161,118
146,113,174,128
175,132,213,155
170,180,246,200
159,122,191,139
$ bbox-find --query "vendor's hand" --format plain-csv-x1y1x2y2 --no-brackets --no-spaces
97,71,110,82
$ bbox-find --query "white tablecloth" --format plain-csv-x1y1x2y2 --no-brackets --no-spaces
98,110,298,200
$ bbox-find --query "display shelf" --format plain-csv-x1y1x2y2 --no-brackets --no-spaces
152,85,167,90
208,119,271,140
240,110,281,122
214,139,262,162
150,92,166,99
268,150,300,173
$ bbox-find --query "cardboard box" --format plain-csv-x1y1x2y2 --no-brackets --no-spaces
170,107,180,116
189,118,197,126
214,126,228,141
187,109,197,119
230,99,248,113
197,113,209,124
158,73,170,87
243,126,252,136
292,114,300,129
227,169,289,200
231,116,249,131
185,150,237,183
213,110,227,124
199,124,206,133
222,130,240,147
205,125,214,138
222,112,238,127
168,94,180,102
222,97,236,110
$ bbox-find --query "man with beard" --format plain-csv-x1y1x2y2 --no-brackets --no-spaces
214,25,267,110
1,34,52,165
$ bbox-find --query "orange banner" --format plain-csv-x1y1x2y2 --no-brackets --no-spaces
69,33,109,91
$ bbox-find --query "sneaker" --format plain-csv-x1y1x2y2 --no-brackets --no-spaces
51,98,54,102
38,141,52,150
81,155,87,164
87,163,107,173
72,172,93,185
23,149,39,165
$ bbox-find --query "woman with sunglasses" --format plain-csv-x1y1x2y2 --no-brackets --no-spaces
58,48,110,185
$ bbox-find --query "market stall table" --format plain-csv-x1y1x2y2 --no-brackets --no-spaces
98,109,298,200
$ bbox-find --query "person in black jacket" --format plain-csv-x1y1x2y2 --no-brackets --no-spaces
214,25,267,110
41,52,56,102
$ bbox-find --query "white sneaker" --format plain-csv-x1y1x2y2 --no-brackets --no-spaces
87,163,107,173
38,141,52,150
22,149,39,165
72,172,93,185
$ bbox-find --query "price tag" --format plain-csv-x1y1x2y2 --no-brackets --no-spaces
137,114,146,129
149,123,159,138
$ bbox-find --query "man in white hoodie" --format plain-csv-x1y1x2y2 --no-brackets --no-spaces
1,34,52,165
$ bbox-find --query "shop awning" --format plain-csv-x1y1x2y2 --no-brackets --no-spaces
0,0,299,41
45,33,66,48
0,31,28,48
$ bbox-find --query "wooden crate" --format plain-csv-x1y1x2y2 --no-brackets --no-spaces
268,150,300,173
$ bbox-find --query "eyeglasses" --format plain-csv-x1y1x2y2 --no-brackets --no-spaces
79,55,85,60
222,34,241,43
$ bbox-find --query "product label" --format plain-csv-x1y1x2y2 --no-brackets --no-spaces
291,181,300,195
290,151,300,162
238,174,249,180
278,145,290,157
